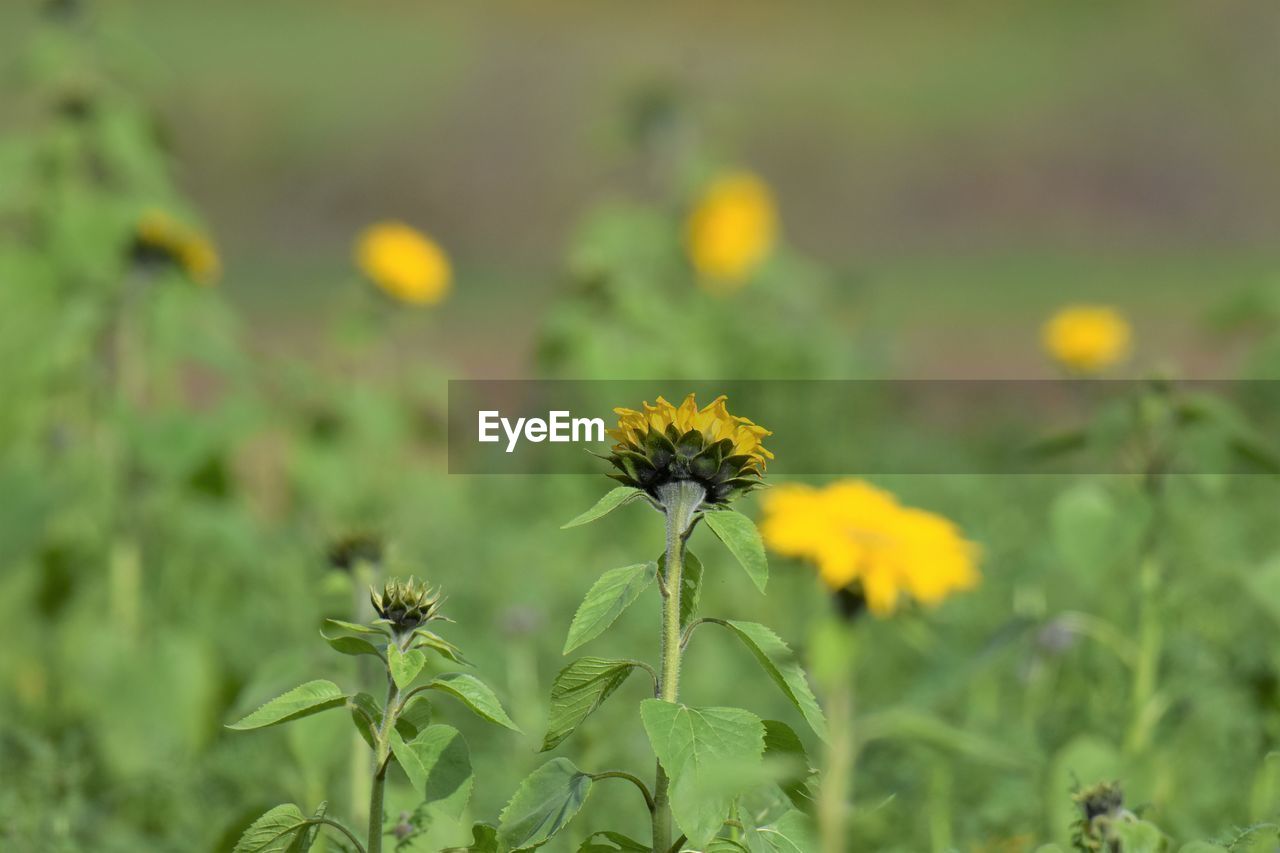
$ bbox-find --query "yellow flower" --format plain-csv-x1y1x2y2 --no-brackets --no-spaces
606,393,771,505
760,479,978,616
355,221,452,306
134,208,221,285
1042,305,1131,374
685,172,777,292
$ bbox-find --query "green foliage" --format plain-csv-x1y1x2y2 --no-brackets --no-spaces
541,658,647,751
498,758,595,851
703,508,770,593
228,681,350,731
563,562,658,654
640,700,767,847
716,620,829,741
422,672,521,732
561,486,646,529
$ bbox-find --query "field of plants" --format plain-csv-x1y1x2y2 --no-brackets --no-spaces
4,2,1280,852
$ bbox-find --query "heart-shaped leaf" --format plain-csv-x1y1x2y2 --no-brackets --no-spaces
389,644,428,690
640,700,765,848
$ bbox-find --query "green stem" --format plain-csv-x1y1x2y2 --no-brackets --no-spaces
590,771,657,813
1125,553,1162,755
819,676,853,853
651,480,702,853
369,669,400,853
367,768,386,853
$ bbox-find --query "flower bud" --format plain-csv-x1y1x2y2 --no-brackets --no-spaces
369,577,446,636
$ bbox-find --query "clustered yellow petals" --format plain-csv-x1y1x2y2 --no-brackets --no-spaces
355,221,452,306
1042,305,1131,374
135,209,221,285
685,172,778,292
760,479,979,616
608,393,773,471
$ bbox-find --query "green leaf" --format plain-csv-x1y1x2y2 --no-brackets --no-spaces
498,758,593,850
1178,843,1229,853
563,562,658,654
233,804,307,853
721,621,828,741
577,831,649,851
541,658,642,751
388,644,428,690
323,618,389,637
704,509,768,593
285,802,327,853
763,720,816,814
350,692,381,749
752,810,818,853
640,699,766,848
412,628,471,665
390,724,473,821
443,823,499,853
562,486,644,528
395,695,433,741
426,672,520,731
321,632,385,660
228,681,348,731
679,550,704,630
1109,821,1166,853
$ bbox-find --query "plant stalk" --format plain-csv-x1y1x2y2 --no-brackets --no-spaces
369,668,400,853
651,481,702,853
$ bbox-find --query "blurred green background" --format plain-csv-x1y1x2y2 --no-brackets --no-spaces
4,2,1280,852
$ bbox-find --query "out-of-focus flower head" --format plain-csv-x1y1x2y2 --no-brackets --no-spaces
133,208,221,285
1042,305,1131,374
761,479,979,617
685,172,777,293
355,221,452,306
606,393,771,507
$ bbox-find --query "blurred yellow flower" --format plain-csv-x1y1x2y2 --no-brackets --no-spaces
685,172,777,292
355,221,452,306
760,479,979,616
134,209,221,285
1042,305,1131,374
607,393,772,505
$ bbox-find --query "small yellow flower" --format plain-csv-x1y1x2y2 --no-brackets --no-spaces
606,393,771,505
1042,305,1131,374
686,172,777,292
355,221,452,306
134,208,221,285
760,479,979,616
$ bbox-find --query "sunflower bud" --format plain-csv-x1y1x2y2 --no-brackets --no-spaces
370,577,446,636
606,393,771,512
130,208,221,285
1072,781,1132,852
327,531,384,573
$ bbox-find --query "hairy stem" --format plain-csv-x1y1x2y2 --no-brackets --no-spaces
369,669,400,853
652,480,702,853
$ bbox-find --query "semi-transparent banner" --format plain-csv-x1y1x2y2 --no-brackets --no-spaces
446,380,1280,475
